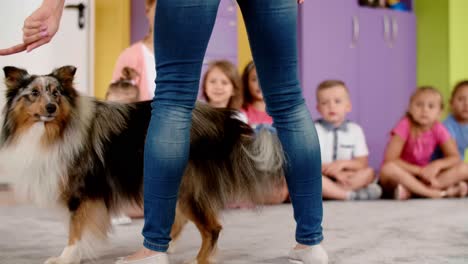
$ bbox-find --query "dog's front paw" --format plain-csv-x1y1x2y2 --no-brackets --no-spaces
44,256,80,264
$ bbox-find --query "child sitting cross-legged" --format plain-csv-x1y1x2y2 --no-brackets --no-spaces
431,81,468,191
202,60,289,207
380,86,467,200
315,80,382,200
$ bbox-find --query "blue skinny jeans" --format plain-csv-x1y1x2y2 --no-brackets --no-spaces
143,0,323,252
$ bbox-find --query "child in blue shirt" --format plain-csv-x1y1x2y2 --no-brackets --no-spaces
431,81,468,195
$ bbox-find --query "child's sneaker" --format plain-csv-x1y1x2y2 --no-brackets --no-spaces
351,183,382,200
288,244,328,264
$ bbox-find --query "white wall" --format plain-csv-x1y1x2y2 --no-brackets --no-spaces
0,1,43,183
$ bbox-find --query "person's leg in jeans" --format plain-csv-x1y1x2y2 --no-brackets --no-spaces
238,1,327,263
119,0,221,262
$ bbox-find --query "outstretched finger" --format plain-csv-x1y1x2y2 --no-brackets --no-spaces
26,37,51,52
0,43,27,56
23,30,48,45
298,0,305,4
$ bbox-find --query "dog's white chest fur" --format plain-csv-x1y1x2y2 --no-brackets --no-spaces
0,123,67,206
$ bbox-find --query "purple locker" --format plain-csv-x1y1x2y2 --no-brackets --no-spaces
388,10,417,104
357,8,416,169
205,16,238,58
201,0,238,98
131,0,149,44
217,0,237,18
298,0,360,121
298,2,416,169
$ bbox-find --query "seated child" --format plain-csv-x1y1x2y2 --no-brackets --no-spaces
315,80,381,200
241,61,273,128
201,60,288,206
430,81,468,191
111,0,157,101
106,67,140,103
202,60,242,109
201,60,248,123
380,86,468,200
106,67,143,224
238,61,289,204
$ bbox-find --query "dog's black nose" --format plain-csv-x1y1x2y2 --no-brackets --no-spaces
46,104,57,114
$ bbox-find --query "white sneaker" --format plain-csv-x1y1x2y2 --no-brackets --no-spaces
354,183,383,200
112,214,132,225
288,244,328,264
115,253,169,264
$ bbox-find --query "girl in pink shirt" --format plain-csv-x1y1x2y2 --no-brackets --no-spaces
201,60,244,111
241,61,273,128
239,61,289,205
112,0,157,101
380,87,468,199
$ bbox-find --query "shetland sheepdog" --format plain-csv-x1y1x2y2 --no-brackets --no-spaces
0,66,284,264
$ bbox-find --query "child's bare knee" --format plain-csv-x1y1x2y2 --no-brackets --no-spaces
379,162,397,178
456,162,468,176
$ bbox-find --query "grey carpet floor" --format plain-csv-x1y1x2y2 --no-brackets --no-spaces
1,199,467,264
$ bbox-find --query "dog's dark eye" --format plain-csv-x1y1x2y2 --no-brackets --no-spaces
52,91,60,98
31,90,40,97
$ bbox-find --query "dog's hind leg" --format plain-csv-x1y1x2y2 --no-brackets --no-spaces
180,200,222,264
45,199,110,264
168,204,188,254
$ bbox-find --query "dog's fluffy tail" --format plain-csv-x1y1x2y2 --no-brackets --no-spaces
180,103,284,213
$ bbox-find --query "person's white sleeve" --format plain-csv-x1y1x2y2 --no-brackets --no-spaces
314,123,324,146
353,124,369,157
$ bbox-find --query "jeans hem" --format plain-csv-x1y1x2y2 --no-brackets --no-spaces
296,234,324,246
143,239,169,252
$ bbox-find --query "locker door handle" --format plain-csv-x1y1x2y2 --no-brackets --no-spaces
391,16,399,45
65,3,86,30
351,15,360,49
383,14,392,48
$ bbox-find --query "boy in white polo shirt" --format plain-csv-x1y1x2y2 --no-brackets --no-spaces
315,80,381,200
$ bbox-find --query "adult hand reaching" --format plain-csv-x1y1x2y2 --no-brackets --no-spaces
0,0,65,55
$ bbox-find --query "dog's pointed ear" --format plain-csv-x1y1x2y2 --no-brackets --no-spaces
52,66,77,88
3,66,29,89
